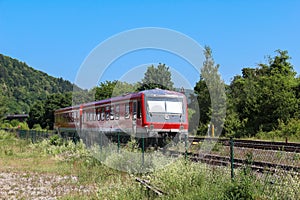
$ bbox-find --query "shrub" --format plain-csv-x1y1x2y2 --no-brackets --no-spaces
32,124,43,131
49,134,63,146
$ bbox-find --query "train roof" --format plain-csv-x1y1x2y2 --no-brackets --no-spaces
141,88,185,97
55,89,185,113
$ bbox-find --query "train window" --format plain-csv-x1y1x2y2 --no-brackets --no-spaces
110,105,114,120
74,111,77,120
101,107,105,121
137,101,141,119
97,108,101,121
63,113,68,122
115,104,120,120
125,103,130,119
133,102,137,119
70,112,74,122
106,106,110,121
86,112,89,122
93,112,96,121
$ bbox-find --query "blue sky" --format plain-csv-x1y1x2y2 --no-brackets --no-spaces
1,0,299,89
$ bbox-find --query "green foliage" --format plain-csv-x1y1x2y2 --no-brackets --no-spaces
0,91,8,120
257,118,300,141
28,100,45,128
0,120,29,130
93,80,137,101
137,63,174,91
0,54,78,115
228,49,299,138
49,134,64,146
224,174,258,200
28,93,72,129
193,46,226,136
0,130,16,139
32,124,43,131
1,132,299,199
0,122,12,129
43,93,72,129
125,137,139,152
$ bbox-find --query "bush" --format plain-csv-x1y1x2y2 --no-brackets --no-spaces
49,134,63,146
0,130,16,140
32,124,43,131
256,118,300,141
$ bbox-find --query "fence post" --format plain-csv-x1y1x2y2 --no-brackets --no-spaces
185,134,188,161
142,133,145,167
230,137,234,181
117,131,120,153
100,132,102,151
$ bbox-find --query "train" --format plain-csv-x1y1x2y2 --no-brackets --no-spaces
54,88,188,145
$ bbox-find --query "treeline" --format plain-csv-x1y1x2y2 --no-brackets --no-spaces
189,48,300,140
0,50,299,140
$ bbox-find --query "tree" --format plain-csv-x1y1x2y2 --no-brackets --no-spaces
93,80,137,101
229,50,299,136
0,53,79,115
43,93,72,129
28,100,45,129
138,63,174,91
0,92,8,121
193,46,227,136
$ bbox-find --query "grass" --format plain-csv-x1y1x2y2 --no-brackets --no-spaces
0,130,299,199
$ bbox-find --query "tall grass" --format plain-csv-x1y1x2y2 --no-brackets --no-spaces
1,130,299,199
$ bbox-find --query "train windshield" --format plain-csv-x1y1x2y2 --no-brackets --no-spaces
147,97,183,114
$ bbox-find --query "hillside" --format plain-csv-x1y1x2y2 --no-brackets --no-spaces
0,54,78,114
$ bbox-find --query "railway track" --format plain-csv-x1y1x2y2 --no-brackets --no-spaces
189,136,300,153
163,149,300,173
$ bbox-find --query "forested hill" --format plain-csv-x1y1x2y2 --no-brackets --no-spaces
0,54,79,114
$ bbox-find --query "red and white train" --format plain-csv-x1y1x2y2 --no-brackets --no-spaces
54,89,188,141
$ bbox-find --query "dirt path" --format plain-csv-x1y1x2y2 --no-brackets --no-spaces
0,171,96,199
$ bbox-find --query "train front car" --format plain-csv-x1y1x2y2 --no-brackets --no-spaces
141,89,188,140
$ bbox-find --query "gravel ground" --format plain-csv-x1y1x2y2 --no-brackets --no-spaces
0,171,96,200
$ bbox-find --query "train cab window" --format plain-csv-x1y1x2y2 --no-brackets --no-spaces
101,107,105,121
106,106,110,121
133,102,137,120
137,101,141,119
115,105,120,120
110,105,114,120
125,103,130,119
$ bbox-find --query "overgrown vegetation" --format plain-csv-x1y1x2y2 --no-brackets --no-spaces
0,131,299,199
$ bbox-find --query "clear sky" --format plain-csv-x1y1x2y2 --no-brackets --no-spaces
1,0,299,89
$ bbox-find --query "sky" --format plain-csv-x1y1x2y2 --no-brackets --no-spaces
0,0,300,89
